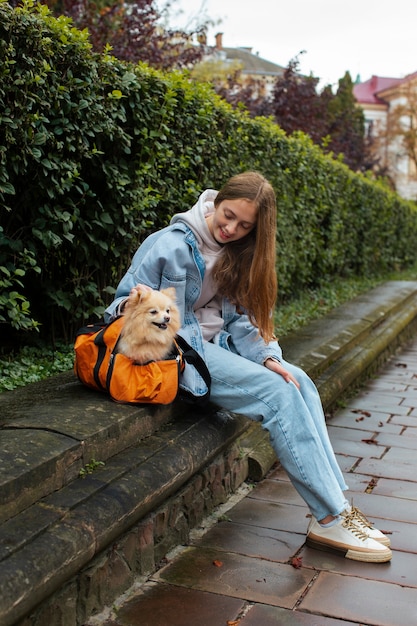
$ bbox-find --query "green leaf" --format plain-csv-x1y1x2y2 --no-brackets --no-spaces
0,181,15,195
33,132,48,145
101,212,113,225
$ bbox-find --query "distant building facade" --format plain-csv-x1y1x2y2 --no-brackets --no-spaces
354,73,417,200
205,32,285,98
213,33,285,85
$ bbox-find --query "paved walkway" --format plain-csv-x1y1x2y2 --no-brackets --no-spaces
87,337,417,626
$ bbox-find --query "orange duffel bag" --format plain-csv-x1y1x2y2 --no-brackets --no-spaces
74,316,210,405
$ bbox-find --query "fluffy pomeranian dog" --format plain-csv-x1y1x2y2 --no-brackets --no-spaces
118,287,181,364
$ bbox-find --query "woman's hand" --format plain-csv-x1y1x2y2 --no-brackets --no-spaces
264,358,300,388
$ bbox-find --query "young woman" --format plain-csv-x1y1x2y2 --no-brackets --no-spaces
105,171,392,563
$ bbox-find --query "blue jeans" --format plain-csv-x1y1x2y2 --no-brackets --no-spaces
203,342,349,521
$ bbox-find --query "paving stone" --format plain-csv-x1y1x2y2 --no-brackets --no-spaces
226,499,309,535
299,571,417,626
365,380,410,393
239,604,359,625
247,478,306,506
372,477,417,500
300,545,417,586
382,446,417,464
267,465,292,482
389,414,417,427
354,456,417,482
343,471,377,493
192,521,305,563
371,519,417,553
334,453,362,473
341,491,417,525
327,425,375,442
372,429,417,449
341,395,413,416
100,583,245,626
154,546,316,609
330,436,387,459
398,392,417,404
329,410,403,434
375,369,417,384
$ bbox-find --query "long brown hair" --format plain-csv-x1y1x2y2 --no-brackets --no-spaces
213,171,277,342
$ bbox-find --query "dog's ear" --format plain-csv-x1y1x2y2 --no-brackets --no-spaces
128,288,147,307
161,287,176,301
135,287,153,302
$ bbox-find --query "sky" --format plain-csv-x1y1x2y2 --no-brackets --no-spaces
170,0,417,89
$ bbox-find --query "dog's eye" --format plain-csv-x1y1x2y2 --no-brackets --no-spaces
166,308,170,314
149,309,158,315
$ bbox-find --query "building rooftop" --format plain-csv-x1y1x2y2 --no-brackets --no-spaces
222,46,285,76
212,33,285,77
353,75,403,105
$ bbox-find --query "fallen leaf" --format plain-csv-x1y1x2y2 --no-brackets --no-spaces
227,621,240,626
291,556,303,569
395,362,407,368
355,416,364,422
362,438,378,445
352,409,371,417
212,559,223,567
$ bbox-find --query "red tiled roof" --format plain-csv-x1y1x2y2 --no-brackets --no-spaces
353,75,403,104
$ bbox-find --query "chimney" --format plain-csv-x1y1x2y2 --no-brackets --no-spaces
215,32,223,50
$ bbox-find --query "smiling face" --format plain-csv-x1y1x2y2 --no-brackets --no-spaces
206,198,257,244
136,288,179,332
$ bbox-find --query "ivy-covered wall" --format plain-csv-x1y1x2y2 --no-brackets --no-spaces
1,0,417,342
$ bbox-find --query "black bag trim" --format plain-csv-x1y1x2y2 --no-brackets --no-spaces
175,335,211,404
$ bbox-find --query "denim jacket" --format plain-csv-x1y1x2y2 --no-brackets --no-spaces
105,221,283,399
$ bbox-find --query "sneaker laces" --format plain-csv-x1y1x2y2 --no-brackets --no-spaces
340,511,371,541
349,505,375,530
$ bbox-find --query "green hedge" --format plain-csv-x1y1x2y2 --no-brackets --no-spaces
1,0,417,344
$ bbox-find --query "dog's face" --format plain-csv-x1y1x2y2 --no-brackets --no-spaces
138,290,176,330
124,287,181,342
119,287,180,363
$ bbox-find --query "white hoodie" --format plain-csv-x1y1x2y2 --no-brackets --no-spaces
171,189,225,341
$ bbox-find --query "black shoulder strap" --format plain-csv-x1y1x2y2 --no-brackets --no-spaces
175,335,211,392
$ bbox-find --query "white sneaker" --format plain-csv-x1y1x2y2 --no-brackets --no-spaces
306,512,392,562
347,506,391,547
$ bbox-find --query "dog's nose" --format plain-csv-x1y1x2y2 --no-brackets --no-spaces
164,315,170,323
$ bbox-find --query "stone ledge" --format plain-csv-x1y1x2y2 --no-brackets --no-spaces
1,280,417,626
0,379,175,523
280,280,417,380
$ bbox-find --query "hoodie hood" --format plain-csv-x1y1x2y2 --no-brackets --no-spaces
170,189,221,253
171,189,224,341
